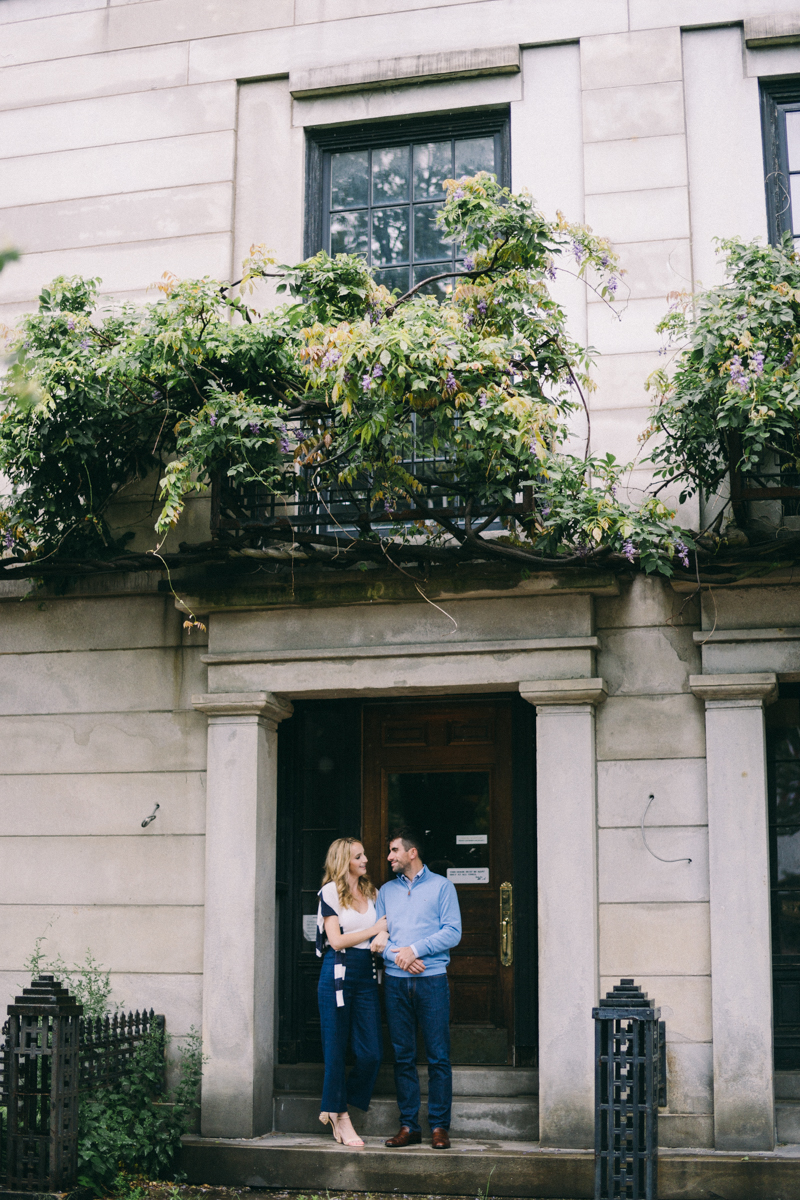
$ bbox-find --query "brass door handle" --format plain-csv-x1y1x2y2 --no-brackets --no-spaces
500,881,513,966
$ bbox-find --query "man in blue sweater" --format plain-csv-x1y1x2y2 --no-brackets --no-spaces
373,827,462,1150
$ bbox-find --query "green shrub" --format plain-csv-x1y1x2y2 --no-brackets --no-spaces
77,1025,203,1196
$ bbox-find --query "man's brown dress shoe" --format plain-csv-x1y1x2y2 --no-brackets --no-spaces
384,1126,422,1147
431,1127,451,1149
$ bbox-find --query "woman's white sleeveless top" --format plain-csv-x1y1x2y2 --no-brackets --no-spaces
320,881,375,949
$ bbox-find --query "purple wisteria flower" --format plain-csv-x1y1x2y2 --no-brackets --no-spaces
730,354,748,393
784,351,794,367
209,413,217,426
321,348,342,369
445,372,458,394
622,540,636,562
66,318,75,331
463,256,475,272
279,436,292,453
80,338,90,349
676,540,690,569
3,530,14,551
478,299,487,315
453,188,465,200
541,504,551,519
572,241,584,264
372,364,383,379
361,373,373,392
752,350,765,376
463,311,474,328
249,422,260,434
610,484,617,497
384,499,393,513
601,254,610,268
546,265,557,282
478,392,488,408
607,277,618,293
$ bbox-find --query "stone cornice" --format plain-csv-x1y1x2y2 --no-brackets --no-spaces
689,673,778,703
693,628,800,643
191,691,294,722
519,678,608,707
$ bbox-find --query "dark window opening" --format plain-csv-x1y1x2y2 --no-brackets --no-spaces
766,684,800,1068
305,108,511,296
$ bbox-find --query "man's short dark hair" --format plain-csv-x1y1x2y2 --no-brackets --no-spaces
390,826,424,858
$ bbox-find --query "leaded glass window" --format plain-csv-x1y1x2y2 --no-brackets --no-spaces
305,111,510,295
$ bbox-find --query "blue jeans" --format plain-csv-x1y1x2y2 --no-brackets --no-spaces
318,949,382,1113
384,973,452,1131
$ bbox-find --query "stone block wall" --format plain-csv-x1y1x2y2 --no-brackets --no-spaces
0,582,207,1051
596,576,711,1147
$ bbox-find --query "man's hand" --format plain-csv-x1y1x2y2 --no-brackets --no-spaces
394,946,421,971
371,930,389,953
406,958,425,974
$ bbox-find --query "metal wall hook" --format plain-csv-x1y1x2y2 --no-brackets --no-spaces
141,803,160,829
640,794,691,864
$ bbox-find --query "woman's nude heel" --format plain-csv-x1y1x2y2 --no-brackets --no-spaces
327,1111,364,1147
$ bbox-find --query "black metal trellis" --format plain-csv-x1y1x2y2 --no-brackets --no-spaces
594,979,667,1200
0,976,165,1195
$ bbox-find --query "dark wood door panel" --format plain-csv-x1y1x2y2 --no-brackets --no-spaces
363,700,514,1058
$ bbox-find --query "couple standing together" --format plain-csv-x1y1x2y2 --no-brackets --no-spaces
316,829,462,1149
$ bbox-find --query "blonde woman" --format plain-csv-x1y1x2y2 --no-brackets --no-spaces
316,837,387,1147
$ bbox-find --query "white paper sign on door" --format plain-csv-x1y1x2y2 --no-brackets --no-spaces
456,834,488,844
447,868,490,883
303,914,318,942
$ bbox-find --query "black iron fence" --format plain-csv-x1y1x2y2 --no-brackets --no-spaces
0,975,164,1195
594,978,667,1200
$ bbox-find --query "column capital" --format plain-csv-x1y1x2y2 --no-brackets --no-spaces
519,677,607,707
192,691,294,723
689,672,778,704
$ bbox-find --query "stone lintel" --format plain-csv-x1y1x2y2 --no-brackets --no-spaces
689,673,778,703
745,16,800,48
202,635,601,667
290,45,520,98
191,691,294,722
519,677,607,707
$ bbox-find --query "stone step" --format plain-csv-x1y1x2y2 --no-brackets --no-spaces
777,1099,800,1144
776,1071,800,1100
182,1133,800,1199
275,1062,538,1097
273,1092,539,1141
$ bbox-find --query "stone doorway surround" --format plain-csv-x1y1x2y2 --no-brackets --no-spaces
689,626,784,1152
190,593,607,1145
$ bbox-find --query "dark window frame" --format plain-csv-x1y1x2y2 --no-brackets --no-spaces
304,107,511,263
760,76,800,245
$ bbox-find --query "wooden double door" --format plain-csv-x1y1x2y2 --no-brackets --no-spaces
362,700,514,1055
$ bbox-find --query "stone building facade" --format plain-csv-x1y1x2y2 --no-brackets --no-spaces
2,0,800,1161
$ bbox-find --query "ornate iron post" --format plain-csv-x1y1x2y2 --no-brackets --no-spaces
593,979,666,1200
4,975,83,1194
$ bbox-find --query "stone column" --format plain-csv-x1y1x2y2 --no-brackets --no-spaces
689,672,777,1151
192,690,293,1138
519,678,607,1148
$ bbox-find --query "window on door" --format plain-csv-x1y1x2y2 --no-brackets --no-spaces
761,79,800,246
305,110,510,296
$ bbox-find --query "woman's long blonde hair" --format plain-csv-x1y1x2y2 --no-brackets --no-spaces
322,837,377,909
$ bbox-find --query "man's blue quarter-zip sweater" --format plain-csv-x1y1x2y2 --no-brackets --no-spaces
375,865,462,977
